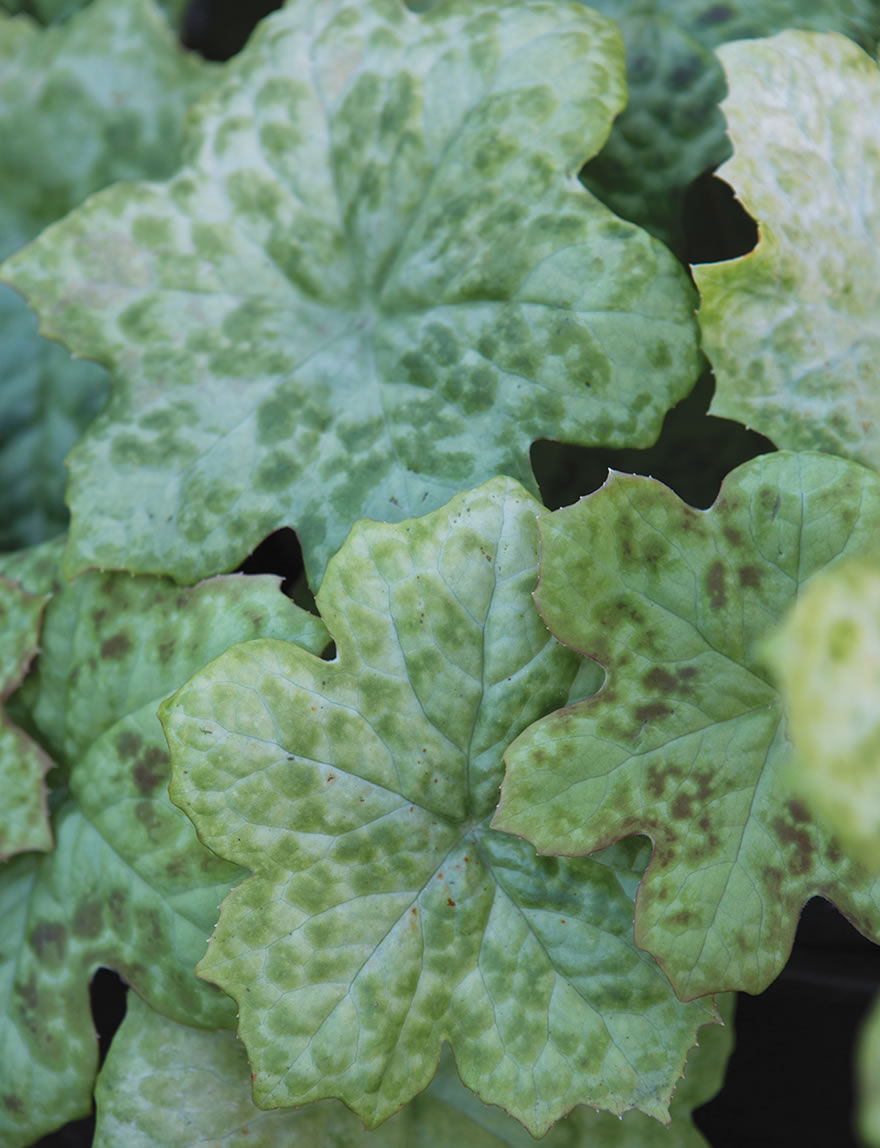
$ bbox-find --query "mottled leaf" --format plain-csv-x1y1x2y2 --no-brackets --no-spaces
162,478,715,1137
0,0,189,31
765,559,880,872
0,571,327,1148
581,3,880,252
93,990,734,1147
695,31,880,468
1,0,700,588
495,452,880,999
0,0,214,550
0,576,52,860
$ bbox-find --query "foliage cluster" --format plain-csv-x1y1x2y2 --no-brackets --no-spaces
1,0,880,1145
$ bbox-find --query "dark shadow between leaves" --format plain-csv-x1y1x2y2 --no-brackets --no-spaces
694,898,880,1148
682,171,759,266
532,369,775,512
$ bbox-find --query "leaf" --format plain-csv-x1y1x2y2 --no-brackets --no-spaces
0,0,189,31
1,0,700,588
0,568,327,1148
0,0,215,550
92,991,734,1148
580,2,880,253
494,452,880,1000
695,31,880,468
764,559,880,872
0,575,52,860
161,477,715,1137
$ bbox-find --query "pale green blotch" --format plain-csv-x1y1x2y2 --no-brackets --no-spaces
92,990,734,1148
0,565,327,1148
696,31,880,470
1,0,700,588
0,573,53,860
162,477,715,1137
766,558,880,872
495,452,880,1001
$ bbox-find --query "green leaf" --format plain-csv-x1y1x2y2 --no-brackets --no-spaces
0,569,327,1148
495,452,880,1000
764,558,880,872
162,477,715,1137
580,2,880,252
0,0,215,550
0,0,189,32
695,31,880,467
93,991,734,1148
1,0,700,588
0,575,52,860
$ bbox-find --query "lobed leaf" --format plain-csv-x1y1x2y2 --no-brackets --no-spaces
695,31,880,468
0,576,52,861
0,0,215,550
92,990,734,1147
495,452,880,999
581,2,880,252
1,0,700,588
0,567,327,1148
162,477,715,1137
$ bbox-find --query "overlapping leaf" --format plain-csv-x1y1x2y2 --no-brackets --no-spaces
695,31,880,469
765,559,880,872
0,561,327,1148
162,478,715,1137
0,576,52,861
580,3,880,252
0,0,214,550
495,452,880,1000
1,0,701,588
93,989,734,1148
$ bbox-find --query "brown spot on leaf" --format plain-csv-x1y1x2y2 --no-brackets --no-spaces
764,866,784,895
447,898,456,907
133,747,167,795
669,908,693,927
72,901,102,939
2,1094,23,1115
738,565,761,588
101,632,132,660
646,763,682,799
31,922,66,961
693,771,714,801
787,799,810,823
773,815,813,876
722,525,742,546
108,889,127,928
158,638,176,664
137,907,163,945
706,561,726,610
671,793,693,820
116,730,143,760
644,667,677,694
635,701,671,724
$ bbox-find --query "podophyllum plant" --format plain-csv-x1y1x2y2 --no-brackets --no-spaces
1,0,879,1145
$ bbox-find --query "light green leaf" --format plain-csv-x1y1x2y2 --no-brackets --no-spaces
0,569,327,1148
0,0,215,550
93,990,734,1147
765,558,880,872
495,452,880,1000
0,0,189,32
1,0,700,588
162,477,715,1137
0,576,52,860
581,3,880,252
695,31,880,467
